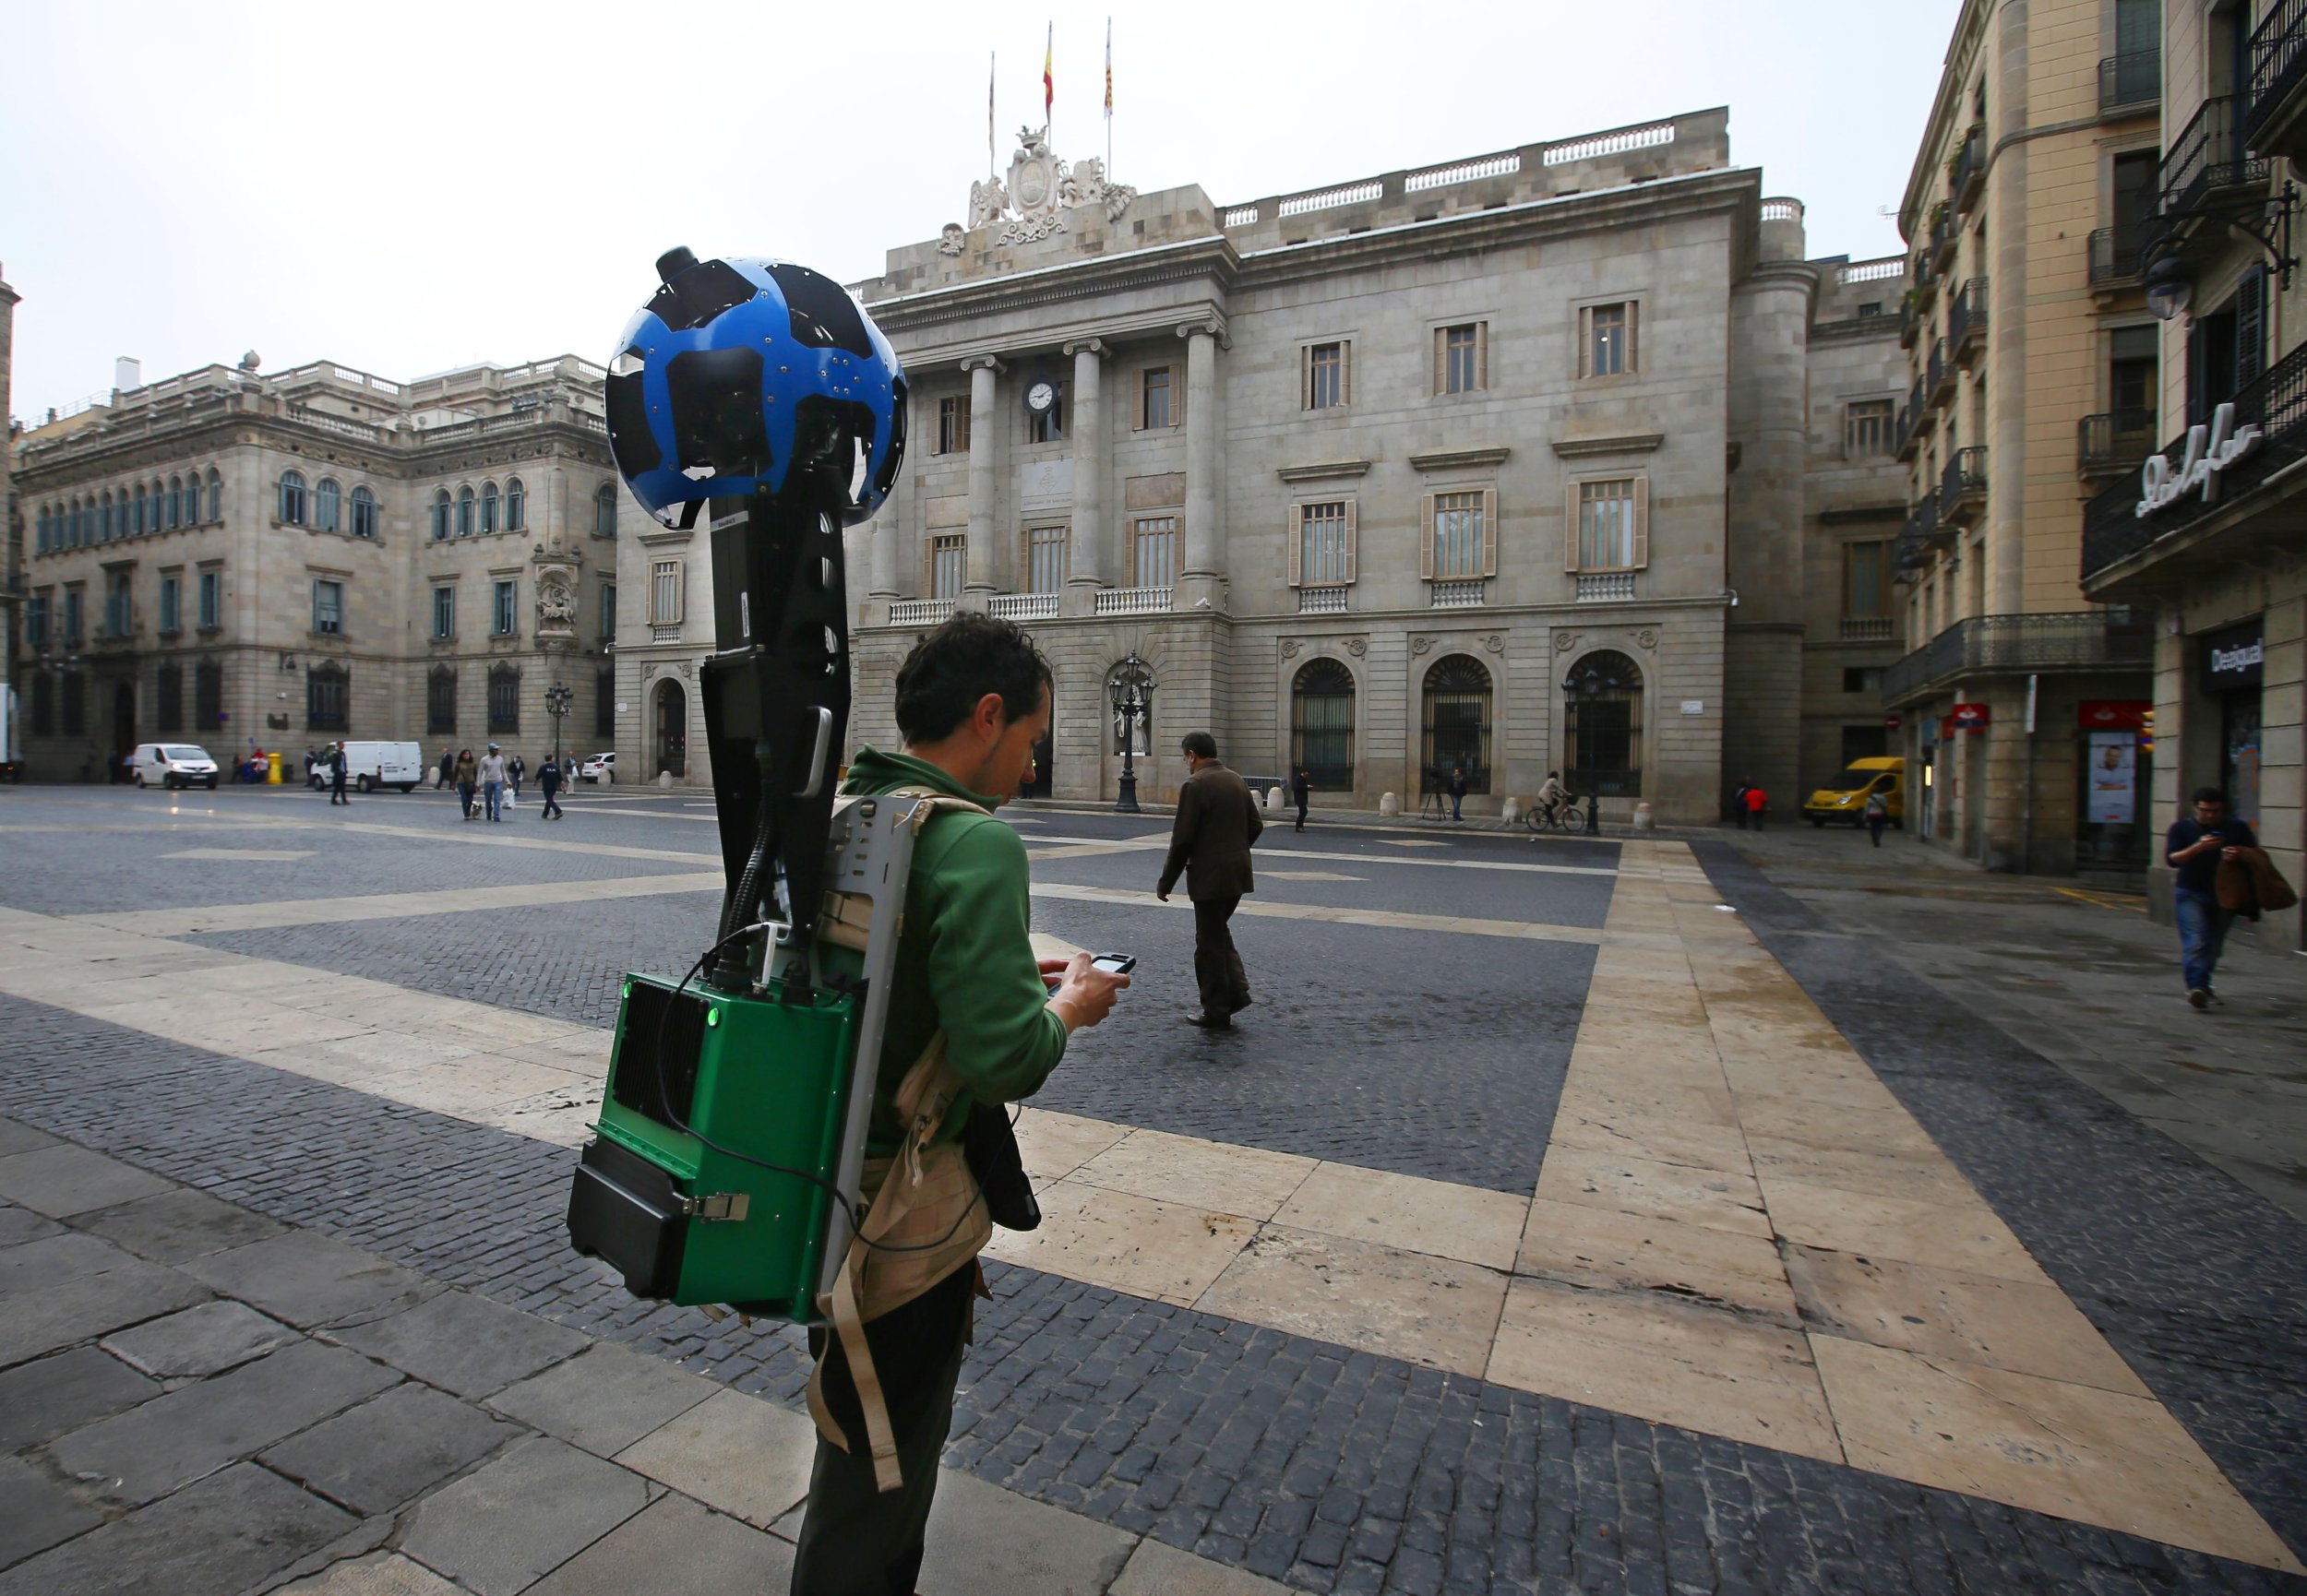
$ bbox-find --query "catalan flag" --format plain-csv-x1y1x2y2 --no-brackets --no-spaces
1105,18,1113,118
1044,23,1053,122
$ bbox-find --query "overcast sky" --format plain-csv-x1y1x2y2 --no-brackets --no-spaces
3,0,1960,423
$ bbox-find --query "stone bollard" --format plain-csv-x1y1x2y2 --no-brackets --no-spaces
1632,802,1654,831
1379,792,1400,817
659,771,674,791
1266,784,1285,813
1500,796,1524,825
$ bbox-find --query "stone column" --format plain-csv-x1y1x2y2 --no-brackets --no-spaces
1066,339,1105,589
1181,323,1223,582
962,357,1002,599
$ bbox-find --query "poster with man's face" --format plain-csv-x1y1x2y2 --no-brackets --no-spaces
2086,732,2136,825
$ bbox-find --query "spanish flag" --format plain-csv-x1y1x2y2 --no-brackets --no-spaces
1044,23,1053,121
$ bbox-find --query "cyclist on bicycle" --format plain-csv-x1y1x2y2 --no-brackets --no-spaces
1535,770,1571,828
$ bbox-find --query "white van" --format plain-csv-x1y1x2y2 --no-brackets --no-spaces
308,740,425,793
130,743,221,790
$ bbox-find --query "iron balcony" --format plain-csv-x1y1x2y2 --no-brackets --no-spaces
1951,124,1987,213
2158,96,2267,241
2077,410,2158,478
1882,610,2154,708
2099,49,2162,116
1926,339,1954,408
1949,279,1988,366
1937,447,1988,532
2086,224,2146,287
2246,0,2307,171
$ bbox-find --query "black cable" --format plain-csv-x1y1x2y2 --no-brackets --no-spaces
647,923,986,1257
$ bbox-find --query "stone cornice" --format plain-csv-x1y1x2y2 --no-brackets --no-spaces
1409,447,1511,472
1550,434,1663,459
1275,459,1372,483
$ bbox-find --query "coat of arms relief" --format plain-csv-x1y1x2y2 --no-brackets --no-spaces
943,125,1137,253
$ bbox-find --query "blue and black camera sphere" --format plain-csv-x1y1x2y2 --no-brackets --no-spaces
605,248,907,529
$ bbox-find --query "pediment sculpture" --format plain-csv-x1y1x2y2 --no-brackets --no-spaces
948,125,1137,248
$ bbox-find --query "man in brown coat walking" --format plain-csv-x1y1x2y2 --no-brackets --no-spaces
1157,731,1262,1029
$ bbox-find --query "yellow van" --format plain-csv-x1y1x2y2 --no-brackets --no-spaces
1803,756,1906,828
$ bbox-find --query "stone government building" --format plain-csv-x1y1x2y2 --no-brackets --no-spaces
10,110,1911,823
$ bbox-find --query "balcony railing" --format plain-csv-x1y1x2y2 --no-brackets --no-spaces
2086,223,2146,286
1895,400,1921,460
1949,279,1988,363
2246,0,2307,145
2100,49,2161,114
1841,616,1895,643
987,592,1058,620
2077,410,2158,475
1938,447,1989,528
1096,586,1174,616
2082,337,2307,581
1294,586,1348,615
1898,299,1921,350
1883,610,2154,705
1913,254,1940,310
1574,572,1637,602
1929,209,1957,270
1429,579,1487,608
1895,504,1935,580
888,598,954,626
1951,124,1986,212
1927,339,1954,406
2159,95,2264,225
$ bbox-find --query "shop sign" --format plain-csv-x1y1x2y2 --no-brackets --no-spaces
1950,702,1990,730
2136,402,2261,518
2078,699,2150,731
2202,622,2265,689
2086,732,2138,824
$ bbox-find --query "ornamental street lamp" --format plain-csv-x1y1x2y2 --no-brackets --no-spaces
1107,652,1153,814
544,681,574,771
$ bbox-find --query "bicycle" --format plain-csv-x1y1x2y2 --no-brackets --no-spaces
1526,794,1584,835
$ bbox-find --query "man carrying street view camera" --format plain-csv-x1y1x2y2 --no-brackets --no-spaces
793,611,1130,1596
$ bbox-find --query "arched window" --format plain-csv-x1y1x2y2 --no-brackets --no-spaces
351,486,378,539
1420,655,1493,795
595,482,617,536
167,476,184,529
1291,659,1357,791
506,476,525,531
279,470,307,525
135,484,150,535
432,490,452,541
151,480,165,530
1563,650,1644,797
457,485,474,537
206,469,223,522
65,499,78,547
488,663,521,734
314,478,341,533
480,481,498,535
100,492,114,542
428,666,458,735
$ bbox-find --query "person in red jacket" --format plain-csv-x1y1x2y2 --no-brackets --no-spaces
1744,784,1769,830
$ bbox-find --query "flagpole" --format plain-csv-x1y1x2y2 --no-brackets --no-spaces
1106,17,1113,175
988,51,996,183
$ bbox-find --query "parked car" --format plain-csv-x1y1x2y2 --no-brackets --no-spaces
305,740,426,793
130,743,221,790
1803,756,1906,828
578,752,616,783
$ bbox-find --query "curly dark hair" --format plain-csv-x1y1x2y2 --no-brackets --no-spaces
893,611,1052,744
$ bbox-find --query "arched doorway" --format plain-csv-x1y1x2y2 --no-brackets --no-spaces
111,682,137,781
1105,655,1155,800
1290,659,1356,790
1421,655,1492,794
1564,649,1644,796
653,678,688,779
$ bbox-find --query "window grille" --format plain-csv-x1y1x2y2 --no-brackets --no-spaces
489,667,521,735
1291,658,1357,790
305,663,349,732
428,667,458,735
1420,655,1493,795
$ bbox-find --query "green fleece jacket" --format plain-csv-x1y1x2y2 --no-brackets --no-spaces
842,746,1069,1153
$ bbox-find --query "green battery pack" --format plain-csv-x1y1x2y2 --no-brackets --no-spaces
568,971,862,1320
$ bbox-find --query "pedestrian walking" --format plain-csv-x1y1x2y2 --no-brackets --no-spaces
508,754,525,797
454,747,478,821
436,747,453,790
1448,763,1468,822
1864,788,1889,848
538,756,566,820
1743,783,1768,831
478,744,508,822
1157,732,1262,1030
2167,787,2257,1009
328,743,350,806
789,612,1127,1595
1290,767,1310,833
1731,780,1752,830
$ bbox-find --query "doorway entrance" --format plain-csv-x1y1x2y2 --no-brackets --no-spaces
653,679,688,779
111,682,136,781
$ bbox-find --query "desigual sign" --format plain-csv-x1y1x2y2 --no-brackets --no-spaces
2202,623,2265,689
2135,401,2262,518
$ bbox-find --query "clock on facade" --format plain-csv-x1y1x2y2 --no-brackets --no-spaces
1024,379,1058,414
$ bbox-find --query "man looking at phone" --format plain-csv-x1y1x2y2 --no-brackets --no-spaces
1157,731,1262,1030
794,612,1129,1595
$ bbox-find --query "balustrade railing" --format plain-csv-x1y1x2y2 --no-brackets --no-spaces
1574,572,1637,602
887,599,953,626
1095,586,1173,615
1428,579,1487,608
987,592,1058,620
1294,587,1348,615
1840,617,1895,642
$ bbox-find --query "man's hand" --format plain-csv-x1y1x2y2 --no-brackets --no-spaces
2221,845,2243,861
1155,887,1170,902
1046,952,1130,1033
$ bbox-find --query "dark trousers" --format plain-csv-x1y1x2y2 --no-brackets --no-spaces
541,785,563,818
1191,894,1250,1018
1294,797,1308,831
1734,807,1749,829
1867,814,1886,847
329,773,347,804
792,1266,974,1596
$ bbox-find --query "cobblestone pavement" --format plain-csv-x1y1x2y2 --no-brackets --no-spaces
3,785,2305,1593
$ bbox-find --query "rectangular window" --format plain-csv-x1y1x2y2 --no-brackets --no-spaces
600,583,617,639
493,579,518,636
1141,365,1174,429
159,575,181,635
1575,479,1641,570
1582,302,1635,377
64,588,84,646
1132,517,1178,588
1429,491,1488,579
649,559,684,625
197,569,221,630
1026,525,1069,593
2110,325,2158,428
432,586,456,639
1843,542,1890,619
26,592,48,648
103,573,132,638
1439,323,1487,395
1297,501,1352,586
929,534,967,600
1305,342,1346,410
938,395,971,454
1844,399,1895,458
312,579,343,636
